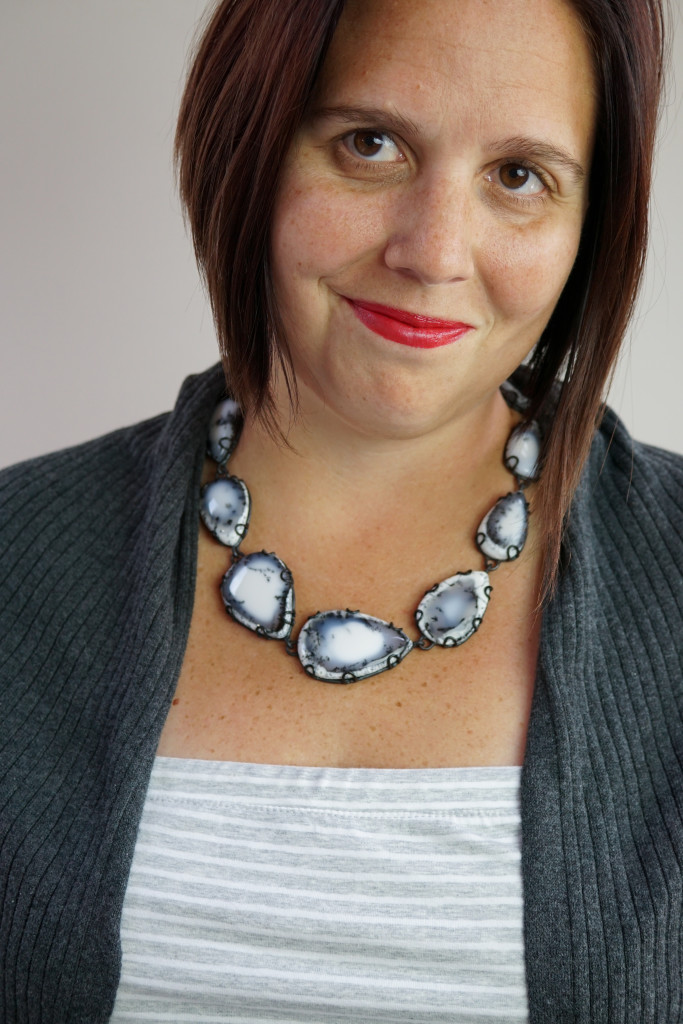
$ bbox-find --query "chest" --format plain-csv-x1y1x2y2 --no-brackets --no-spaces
158,533,541,768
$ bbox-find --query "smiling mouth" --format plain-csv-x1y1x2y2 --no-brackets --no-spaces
345,298,474,348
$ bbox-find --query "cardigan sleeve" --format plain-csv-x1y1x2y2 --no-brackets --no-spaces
0,364,224,1024
522,409,683,1023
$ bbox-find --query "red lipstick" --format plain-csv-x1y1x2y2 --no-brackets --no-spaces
347,298,473,349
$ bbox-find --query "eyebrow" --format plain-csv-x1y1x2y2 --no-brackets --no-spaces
310,105,422,140
489,135,587,185
310,107,587,184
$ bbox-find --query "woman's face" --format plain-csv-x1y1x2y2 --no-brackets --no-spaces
270,0,596,440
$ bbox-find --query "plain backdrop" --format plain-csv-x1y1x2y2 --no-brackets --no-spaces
1,0,682,468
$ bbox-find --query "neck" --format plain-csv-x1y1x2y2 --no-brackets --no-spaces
227,380,519,557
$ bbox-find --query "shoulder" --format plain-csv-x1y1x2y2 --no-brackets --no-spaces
0,361,225,770
0,363,225,553
0,363,226,643
0,414,165,554
591,405,683,494
575,406,683,550
563,407,683,649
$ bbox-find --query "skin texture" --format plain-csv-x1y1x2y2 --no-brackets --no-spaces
159,0,597,768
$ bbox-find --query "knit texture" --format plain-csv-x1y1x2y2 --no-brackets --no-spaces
0,364,681,1023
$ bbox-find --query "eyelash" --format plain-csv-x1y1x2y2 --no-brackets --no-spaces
334,129,554,206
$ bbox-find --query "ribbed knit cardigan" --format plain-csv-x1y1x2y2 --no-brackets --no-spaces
1,364,682,1024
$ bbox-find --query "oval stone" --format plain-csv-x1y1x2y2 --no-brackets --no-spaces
200,476,250,548
297,610,413,683
415,571,491,647
221,551,294,640
476,491,528,562
504,421,541,482
207,398,242,465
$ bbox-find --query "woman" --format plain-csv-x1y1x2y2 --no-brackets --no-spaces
0,0,680,1021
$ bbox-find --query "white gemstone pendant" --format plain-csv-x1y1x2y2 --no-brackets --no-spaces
504,421,541,482
297,610,413,683
415,571,491,647
221,551,294,640
200,476,250,548
476,491,529,562
207,398,242,465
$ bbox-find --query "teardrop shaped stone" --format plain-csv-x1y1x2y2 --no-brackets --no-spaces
297,610,413,683
415,571,491,647
207,398,242,465
504,421,541,482
221,551,294,640
200,476,250,548
476,491,528,562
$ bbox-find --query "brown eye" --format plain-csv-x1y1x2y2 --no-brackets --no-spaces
343,130,403,163
354,131,385,157
497,163,544,195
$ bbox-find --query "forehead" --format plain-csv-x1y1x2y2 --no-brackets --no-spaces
316,0,596,159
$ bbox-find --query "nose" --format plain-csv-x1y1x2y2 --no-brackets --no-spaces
383,176,476,286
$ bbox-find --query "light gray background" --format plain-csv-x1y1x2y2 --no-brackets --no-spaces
1,0,681,468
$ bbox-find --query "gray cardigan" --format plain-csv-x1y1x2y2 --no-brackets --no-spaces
1,364,682,1023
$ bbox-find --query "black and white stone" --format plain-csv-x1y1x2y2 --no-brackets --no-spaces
476,491,529,562
415,571,491,647
207,398,242,465
504,421,541,482
200,476,250,549
221,551,294,640
297,610,413,683
500,379,530,412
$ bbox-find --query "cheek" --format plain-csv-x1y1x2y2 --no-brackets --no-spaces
270,171,384,286
481,216,583,321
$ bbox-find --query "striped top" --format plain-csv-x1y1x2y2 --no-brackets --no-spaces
111,757,527,1023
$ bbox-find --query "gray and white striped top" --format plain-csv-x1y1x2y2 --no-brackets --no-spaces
111,757,527,1023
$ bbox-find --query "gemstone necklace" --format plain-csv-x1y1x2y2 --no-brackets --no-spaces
200,381,541,683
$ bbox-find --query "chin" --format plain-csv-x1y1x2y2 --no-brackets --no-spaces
335,381,472,441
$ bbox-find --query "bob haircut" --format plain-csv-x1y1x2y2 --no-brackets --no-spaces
175,0,667,593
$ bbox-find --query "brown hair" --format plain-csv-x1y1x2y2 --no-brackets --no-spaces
175,0,345,422
175,0,667,591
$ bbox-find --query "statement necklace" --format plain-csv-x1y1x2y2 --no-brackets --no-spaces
200,382,540,683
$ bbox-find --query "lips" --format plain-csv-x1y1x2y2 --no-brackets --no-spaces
346,298,474,349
